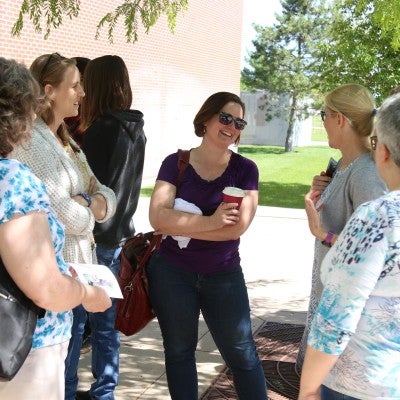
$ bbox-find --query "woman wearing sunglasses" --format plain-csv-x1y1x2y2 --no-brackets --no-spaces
299,94,400,400
147,92,266,399
296,83,387,371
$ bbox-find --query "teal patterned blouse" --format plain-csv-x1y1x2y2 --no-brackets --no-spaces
309,191,400,398
0,159,72,348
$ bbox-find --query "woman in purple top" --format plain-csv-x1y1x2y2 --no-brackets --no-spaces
147,92,267,400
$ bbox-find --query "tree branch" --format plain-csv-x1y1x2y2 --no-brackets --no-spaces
12,0,188,43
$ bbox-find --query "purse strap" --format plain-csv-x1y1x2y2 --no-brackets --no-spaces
123,149,189,269
135,233,161,270
176,149,190,188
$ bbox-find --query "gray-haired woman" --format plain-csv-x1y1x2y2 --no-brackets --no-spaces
0,57,111,400
299,92,400,400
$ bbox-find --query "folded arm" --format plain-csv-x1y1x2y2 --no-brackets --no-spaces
149,180,258,241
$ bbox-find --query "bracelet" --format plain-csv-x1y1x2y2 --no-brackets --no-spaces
78,192,92,207
321,231,334,247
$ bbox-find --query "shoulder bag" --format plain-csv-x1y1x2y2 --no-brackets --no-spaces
114,149,190,335
0,258,45,381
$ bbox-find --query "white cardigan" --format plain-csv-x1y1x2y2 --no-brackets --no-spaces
12,118,116,264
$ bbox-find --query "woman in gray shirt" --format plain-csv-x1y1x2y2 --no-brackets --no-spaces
296,84,387,370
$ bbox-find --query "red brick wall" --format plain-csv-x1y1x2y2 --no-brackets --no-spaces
1,0,243,181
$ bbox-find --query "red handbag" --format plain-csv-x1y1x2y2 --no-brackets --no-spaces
115,149,190,335
114,232,161,335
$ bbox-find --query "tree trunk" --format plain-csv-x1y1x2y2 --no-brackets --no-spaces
285,122,294,152
285,93,297,152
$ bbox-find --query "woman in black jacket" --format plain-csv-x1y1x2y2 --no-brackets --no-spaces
77,55,146,400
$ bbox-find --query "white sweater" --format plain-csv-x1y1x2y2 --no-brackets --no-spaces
12,118,116,264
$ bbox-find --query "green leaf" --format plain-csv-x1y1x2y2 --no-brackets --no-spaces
12,0,187,43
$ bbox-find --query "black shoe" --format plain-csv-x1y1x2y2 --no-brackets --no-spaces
80,334,92,355
75,390,91,400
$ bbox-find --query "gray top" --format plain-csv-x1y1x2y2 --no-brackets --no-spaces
316,152,387,277
296,152,387,369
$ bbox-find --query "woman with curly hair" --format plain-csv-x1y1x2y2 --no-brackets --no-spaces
0,58,110,399
12,53,116,400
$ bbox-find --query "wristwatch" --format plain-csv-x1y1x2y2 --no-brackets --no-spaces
79,192,92,207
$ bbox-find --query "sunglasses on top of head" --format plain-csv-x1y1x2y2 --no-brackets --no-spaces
218,112,247,131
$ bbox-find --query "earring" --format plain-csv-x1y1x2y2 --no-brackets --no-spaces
203,126,207,134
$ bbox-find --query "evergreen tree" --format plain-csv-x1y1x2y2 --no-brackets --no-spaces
242,0,329,152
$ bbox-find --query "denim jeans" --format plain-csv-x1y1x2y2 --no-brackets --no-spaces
64,245,121,400
87,244,122,400
146,252,267,400
321,385,360,400
65,304,88,400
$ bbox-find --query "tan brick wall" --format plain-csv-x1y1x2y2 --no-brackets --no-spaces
1,0,243,181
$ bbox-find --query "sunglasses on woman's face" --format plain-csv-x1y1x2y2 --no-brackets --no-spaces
219,112,247,131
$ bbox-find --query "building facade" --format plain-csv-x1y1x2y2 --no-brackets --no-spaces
240,90,313,147
1,0,243,181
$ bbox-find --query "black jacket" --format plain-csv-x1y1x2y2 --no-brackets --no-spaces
82,110,146,246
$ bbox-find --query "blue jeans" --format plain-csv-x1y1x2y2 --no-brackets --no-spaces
65,304,87,400
88,244,122,400
146,252,267,400
65,245,121,400
321,385,360,400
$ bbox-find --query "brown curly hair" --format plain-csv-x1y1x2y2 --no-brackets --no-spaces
0,57,39,157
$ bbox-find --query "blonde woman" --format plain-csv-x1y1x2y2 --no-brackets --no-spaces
299,93,400,400
12,53,116,400
296,84,387,370
0,58,110,400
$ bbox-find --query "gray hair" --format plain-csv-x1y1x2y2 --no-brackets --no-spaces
0,57,39,157
375,93,400,167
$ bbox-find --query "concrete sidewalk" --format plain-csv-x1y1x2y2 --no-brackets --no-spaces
77,197,314,399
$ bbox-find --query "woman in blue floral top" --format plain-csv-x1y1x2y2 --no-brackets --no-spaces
299,93,400,399
0,58,111,400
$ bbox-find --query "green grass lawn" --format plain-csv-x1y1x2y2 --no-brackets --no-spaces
238,145,339,208
140,144,340,209
311,114,327,142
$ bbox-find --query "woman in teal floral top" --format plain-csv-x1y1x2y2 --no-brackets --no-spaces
0,58,111,400
299,93,400,399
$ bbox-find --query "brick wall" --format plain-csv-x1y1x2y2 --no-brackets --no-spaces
0,0,243,181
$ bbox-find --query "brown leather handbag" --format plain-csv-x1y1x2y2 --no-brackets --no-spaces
114,149,190,336
114,232,161,335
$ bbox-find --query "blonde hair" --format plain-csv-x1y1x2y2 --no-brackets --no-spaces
324,83,375,137
30,53,78,150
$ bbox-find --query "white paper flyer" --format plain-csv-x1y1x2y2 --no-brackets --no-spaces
69,263,123,299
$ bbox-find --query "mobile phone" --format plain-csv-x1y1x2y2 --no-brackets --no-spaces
325,157,338,178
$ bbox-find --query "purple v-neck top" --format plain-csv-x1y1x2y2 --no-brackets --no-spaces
155,150,259,273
